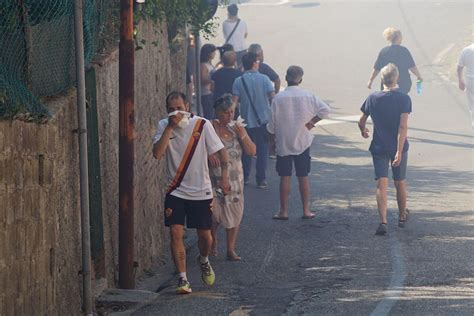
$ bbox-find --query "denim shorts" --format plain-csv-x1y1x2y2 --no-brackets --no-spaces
276,148,311,177
372,151,408,181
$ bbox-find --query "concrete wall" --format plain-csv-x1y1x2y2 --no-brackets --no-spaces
0,20,186,315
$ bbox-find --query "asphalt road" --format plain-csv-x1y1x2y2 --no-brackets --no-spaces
133,1,473,315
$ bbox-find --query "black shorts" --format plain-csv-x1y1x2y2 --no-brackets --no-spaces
164,194,213,229
276,148,311,177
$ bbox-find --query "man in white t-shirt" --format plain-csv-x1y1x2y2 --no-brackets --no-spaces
457,43,474,127
267,66,330,220
153,92,230,294
223,4,248,67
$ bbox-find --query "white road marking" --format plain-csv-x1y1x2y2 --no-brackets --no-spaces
241,0,291,7
433,43,455,65
318,115,362,126
370,233,407,316
312,115,371,128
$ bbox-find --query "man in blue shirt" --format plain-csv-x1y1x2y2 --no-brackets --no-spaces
232,52,275,188
359,63,411,236
248,43,281,93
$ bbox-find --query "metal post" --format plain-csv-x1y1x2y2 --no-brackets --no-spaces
194,32,202,116
73,0,93,314
118,0,135,289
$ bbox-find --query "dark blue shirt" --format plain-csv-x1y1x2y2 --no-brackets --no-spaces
211,67,242,101
361,90,412,156
374,45,416,94
258,62,279,82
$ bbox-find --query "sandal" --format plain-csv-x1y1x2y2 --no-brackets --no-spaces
273,214,289,220
226,252,241,261
398,209,410,228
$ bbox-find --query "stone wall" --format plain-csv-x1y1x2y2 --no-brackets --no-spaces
0,92,83,315
0,20,186,315
94,21,186,285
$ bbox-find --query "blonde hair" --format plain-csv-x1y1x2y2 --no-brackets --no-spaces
381,63,399,87
383,27,402,44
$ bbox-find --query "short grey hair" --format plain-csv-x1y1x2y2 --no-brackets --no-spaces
381,63,399,86
213,93,234,112
248,43,263,55
286,65,304,83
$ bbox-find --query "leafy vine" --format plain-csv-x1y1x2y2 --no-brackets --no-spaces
134,0,225,50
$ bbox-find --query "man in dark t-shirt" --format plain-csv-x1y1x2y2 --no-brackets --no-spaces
359,63,411,236
212,51,242,102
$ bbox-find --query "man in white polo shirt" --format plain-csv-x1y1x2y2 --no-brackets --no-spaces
153,92,230,294
457,43,474,127
267,66,330,220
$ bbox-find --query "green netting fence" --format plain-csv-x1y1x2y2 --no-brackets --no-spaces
0,0,119,122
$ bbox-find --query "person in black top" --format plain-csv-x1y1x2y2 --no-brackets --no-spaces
359,63,411,236
212,51,242,103
248,43,281,93
215,44,235,70
367,27,422,94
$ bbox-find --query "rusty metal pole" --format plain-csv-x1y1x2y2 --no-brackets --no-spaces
119,0,135,289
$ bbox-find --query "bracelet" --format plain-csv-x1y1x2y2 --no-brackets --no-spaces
240,134,248,140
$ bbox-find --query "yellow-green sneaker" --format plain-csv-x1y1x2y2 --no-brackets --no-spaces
176,277,192,294
197,256,215,286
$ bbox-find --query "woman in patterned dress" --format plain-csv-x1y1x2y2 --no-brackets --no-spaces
208,94,256,261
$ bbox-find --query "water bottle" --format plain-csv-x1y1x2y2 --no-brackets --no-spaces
416,79,423,95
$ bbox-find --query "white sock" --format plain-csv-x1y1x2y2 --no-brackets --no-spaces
179,272,187,280
199,255,209,264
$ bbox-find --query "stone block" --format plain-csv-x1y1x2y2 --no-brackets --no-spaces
4,296,15,316
35,125,48,154
13,195,24,223
0,122,13,154
5,190,16,225
25,221,40,254
0,157,5,186
21,125,39,154
18,261,29,293
46,280,55,308
11,121,23,150
24,189,40,221
42,157,54,186
0,235,5,267
22,157,38,188
0,190,5,223
3,155,15,186
14,294,24,315
13,158,24,190
47,125,58,155
7,261,19,293
15,222,26,258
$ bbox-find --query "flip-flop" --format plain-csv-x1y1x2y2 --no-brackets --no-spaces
398,209,410,228
272,214,289,220
226,254,242,261
302,214,315,219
